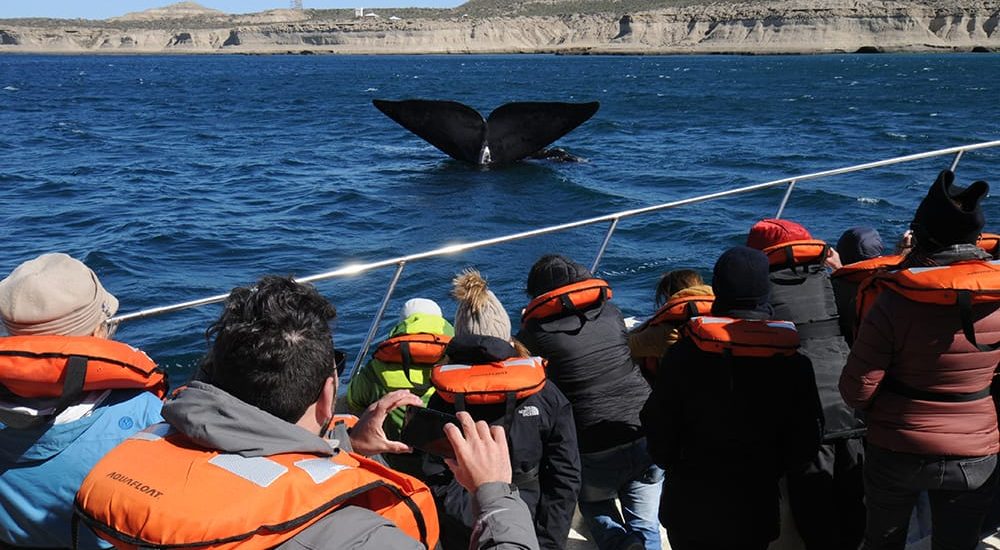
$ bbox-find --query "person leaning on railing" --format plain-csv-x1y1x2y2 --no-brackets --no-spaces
517,255,661,550
840,170,1000,550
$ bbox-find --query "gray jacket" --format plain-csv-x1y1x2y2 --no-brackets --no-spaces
162,382,540,550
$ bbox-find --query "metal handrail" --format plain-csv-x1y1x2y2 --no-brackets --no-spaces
107,139,1000,375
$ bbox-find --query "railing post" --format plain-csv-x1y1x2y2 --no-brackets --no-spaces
344,261,406,382
775,180,797,219
950,150,964,173
591,218,620,273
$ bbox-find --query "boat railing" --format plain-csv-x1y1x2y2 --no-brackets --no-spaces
107,139,1000,380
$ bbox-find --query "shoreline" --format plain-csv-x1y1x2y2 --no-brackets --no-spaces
2,0,998,57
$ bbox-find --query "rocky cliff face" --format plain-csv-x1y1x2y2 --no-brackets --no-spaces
0,0,997,54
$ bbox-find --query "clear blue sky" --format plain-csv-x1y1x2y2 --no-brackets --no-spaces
1,0,461,20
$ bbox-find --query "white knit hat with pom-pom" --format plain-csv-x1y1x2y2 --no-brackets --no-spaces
452,269,511,340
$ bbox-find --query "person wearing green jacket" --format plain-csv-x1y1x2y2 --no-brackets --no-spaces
346,297,454,475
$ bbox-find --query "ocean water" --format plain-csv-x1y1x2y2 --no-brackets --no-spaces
1,53,998,385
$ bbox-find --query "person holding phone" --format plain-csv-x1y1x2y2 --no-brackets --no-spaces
75,276,540,550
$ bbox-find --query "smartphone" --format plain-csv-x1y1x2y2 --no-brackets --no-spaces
400,406,457,459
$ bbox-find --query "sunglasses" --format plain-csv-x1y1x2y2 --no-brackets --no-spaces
334,349,348,377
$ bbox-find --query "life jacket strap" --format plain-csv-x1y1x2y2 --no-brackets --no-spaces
774,243,830,273
957,290,1000,352
399,342,417,385
684,300,700,318
881,375,991,403
18,355,89,429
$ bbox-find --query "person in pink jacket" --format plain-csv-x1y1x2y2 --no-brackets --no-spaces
840,169,1000,550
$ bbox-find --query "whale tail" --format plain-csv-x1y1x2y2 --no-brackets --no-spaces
372,99,599,165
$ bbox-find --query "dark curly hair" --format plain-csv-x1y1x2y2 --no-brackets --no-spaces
201,275,338,423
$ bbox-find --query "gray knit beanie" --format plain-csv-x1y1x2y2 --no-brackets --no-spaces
452,269,511,340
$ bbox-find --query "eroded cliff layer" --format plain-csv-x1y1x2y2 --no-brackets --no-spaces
0,0,997,54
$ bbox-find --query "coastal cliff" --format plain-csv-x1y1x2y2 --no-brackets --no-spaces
0,0,997,54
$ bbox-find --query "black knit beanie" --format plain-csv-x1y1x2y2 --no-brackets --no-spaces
526,254,592,297
711,246,771,314
911,170,989,250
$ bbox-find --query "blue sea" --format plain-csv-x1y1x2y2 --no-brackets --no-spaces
1,53,998,385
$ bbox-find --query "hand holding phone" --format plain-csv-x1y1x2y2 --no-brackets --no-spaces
400,406,458,459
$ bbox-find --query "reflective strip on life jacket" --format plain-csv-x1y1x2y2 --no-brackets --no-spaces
432,357,547,407
0,335,166,399
978,233,1000,259
683,316,800,357
856,260,1000,351
830,255,905,284
762,239,830,271
522,279,612,323
647,295,715,326
74,424,439,550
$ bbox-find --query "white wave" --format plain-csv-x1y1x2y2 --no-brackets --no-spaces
365,87,378,92
886,132,908,139
2,86,17,91
857,197,881,205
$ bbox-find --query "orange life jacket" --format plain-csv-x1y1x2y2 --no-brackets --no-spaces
830,255,905,284
74,423,439,550
856,260,1000,351
333,414,359,430
522,279,612,323
978,233,1000,259
373,333,451,366
647,295,716,326
432,356,546,408
638,295,716,381
0,335,166,400
762,239,830,271
683,316,800,358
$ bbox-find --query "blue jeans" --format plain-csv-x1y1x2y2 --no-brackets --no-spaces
578,437,663,550
862,444,999,550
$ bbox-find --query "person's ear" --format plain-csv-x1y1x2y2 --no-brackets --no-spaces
315,376,335,426
91,322,109,339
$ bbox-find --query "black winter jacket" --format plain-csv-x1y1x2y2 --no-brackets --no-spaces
641,316,824,544
769,263,864,440
517,300,650,453
421,383,581,550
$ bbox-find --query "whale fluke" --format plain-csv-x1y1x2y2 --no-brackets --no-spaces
373,99,599,166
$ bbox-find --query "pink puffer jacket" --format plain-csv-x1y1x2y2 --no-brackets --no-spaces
840,289,1000,457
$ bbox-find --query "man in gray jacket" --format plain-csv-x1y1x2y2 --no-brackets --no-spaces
75,275,539,550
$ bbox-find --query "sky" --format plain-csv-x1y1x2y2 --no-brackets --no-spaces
0,0,460,20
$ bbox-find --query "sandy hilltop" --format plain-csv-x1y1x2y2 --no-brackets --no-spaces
0,0,997,54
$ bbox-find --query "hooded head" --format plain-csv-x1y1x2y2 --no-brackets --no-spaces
0,253,119,337
746,218,813,251
710,246,771,315
910,170,989,251
526,254,592,298
452,269,511,340
836,226,884,266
